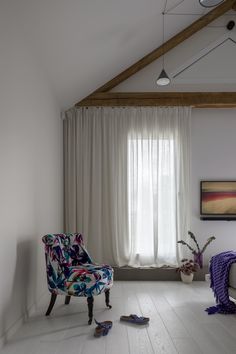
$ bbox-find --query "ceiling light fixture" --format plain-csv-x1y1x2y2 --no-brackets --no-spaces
199,0,224,8
156,69,171,86
156,11,170,86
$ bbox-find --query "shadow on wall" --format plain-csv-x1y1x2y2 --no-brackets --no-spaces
1,238,37,345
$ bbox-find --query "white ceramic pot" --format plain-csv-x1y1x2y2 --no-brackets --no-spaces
180,271,194,284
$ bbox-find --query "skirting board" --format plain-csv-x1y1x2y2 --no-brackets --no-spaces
0,290,48,350
113,266,208,281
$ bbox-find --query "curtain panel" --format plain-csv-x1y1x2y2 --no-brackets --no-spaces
64,107,191,267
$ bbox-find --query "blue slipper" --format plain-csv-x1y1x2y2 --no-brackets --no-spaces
94,319,113,337
120,314,149,325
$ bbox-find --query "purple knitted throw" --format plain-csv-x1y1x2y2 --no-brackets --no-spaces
206,251,236,315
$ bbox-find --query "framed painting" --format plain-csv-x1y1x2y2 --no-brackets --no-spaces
201,181,236,216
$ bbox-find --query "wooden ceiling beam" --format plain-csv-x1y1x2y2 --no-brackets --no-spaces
76,92,236,108
75,0,236,106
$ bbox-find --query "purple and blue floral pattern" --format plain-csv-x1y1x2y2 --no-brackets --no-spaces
42,233,113,297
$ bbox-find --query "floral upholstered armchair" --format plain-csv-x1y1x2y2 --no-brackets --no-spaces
42,233,113,324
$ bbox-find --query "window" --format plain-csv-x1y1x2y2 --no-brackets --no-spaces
128,137,177,266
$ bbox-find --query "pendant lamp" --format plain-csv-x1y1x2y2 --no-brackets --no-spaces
156,12,170,86
199,0,224,8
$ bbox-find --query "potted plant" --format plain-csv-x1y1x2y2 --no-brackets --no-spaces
176,259,199,283
177,231,216,268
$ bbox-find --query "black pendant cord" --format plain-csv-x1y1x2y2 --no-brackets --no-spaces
162,0,168,69
165,0,185,14
162,12,164,69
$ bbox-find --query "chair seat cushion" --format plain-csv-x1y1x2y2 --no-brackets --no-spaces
66,263,113,296
49,263,113,297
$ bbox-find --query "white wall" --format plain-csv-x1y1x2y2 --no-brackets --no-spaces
0,3,63,346
191,109,236,264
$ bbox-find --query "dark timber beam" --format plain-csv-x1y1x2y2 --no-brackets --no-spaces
76,92,236,108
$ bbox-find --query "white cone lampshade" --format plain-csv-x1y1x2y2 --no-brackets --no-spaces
156,69,170,86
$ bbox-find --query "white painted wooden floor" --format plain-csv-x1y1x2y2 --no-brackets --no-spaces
2,281,236,354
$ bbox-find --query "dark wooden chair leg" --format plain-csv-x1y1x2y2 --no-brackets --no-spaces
65,296,71,305
45,293,57,316
87,296,94,325
105,289,112,309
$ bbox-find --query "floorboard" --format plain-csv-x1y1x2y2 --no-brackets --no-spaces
2,281,236,354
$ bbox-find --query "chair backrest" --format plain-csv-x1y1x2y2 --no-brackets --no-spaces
42,233,93,268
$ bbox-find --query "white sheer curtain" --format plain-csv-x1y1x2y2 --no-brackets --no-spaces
64,107,191,267
127,108,190,267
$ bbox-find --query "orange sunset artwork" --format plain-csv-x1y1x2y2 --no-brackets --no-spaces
201,182,236,215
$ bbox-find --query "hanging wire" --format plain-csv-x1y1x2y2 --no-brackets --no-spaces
164,0,210,17
163,0,168,15
165,0,185,14
162,12,165,68
165,12,211,15
162,0,168,68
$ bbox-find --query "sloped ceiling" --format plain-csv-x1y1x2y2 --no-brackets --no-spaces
5,0,236,108
173,37,236,83
113,33,236,92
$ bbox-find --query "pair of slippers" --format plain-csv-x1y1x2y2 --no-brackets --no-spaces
94,314,150,337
